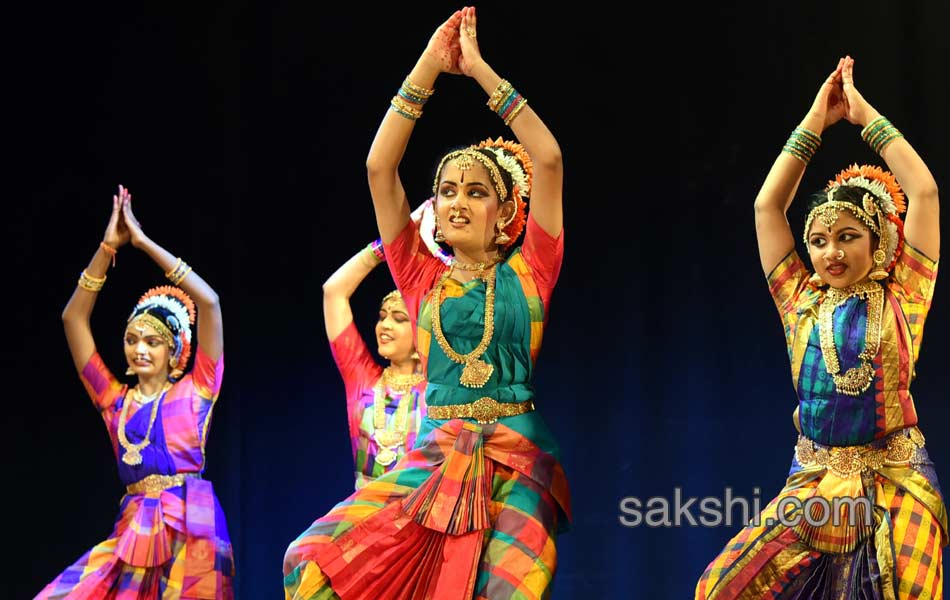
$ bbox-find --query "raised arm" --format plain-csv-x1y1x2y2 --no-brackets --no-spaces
755,60,847,274
121,190,224,361
62,187,131,372
840,56,939,259
458,7,563,238
324,241,385,341
366,10,463,244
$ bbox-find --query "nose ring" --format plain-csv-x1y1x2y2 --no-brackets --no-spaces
835,249,845,260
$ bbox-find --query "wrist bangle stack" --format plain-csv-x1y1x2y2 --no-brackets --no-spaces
390,77,433,121
165,258,192,285
782,127,821,165
861,116,903,154
390,96,423,121
487,79,528,126
78,270,106,292
399,77,433,105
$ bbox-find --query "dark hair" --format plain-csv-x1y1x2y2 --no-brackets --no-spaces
804,185,881,243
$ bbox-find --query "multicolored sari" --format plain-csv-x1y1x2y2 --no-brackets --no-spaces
696,243,946,599
284,215,571,600
330,322,427,489
37,347,234,599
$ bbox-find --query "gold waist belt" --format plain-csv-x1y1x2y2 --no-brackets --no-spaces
795,427,926,478
428,397,534,424
126,473,199,495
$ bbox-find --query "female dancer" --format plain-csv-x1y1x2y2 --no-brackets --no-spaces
322,236,427,490
284,7,570,599
38,186,234,599
696,57,945,599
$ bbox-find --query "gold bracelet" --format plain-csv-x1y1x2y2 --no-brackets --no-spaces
390,96,423,121
402,77,434,99
165,258,192,285
487,79,513,112
504,97,528,126
171,265,192,285
78,270,106,292
164,258,182,278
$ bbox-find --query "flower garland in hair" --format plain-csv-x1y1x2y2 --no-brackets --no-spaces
130,286,197,369
475,137,534,247
826,164,906,215
824,164,907,274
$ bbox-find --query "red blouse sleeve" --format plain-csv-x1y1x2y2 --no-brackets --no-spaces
330,321,380,395
383,219,447,326
520,214,565,309
330,321,382,438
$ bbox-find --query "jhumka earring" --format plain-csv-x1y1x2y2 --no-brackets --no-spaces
434,214,446,242
493,223,511,245
868,248,889,281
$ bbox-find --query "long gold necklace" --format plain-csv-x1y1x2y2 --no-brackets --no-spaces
372,367,423,466
430,264,496,388
818,281,884,396
118,383,170,466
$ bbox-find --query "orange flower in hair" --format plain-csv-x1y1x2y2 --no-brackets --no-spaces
129,286,197,375
475,137,533,247
827,163,906,215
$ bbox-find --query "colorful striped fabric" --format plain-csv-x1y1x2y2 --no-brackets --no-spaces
696,242,946,598
767,242,938,445
284,215,570,599
330,322,427,488
284,420,567,600
696,453,946,599
36,347,234,599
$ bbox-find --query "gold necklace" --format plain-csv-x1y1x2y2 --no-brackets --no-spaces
372,367,422,466
452,255,502,274
430,264,496,388
818,281,884,396
381,366,424,393
118,383,170,466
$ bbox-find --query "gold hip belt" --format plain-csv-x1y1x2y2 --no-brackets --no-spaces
126,473,200,495
427,397,534,424
795,427,926,478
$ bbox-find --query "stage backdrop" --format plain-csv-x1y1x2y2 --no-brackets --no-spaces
6,2,948,598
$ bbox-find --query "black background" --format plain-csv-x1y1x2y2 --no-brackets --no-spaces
6,1,949,598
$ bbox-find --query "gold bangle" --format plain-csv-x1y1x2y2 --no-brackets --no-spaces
165,258,192,285
504,98,528,126
390,96,423,120
487,79,513,112
171,265,192,285
402,77,434,99
164,258,182,278
78,270,106,292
